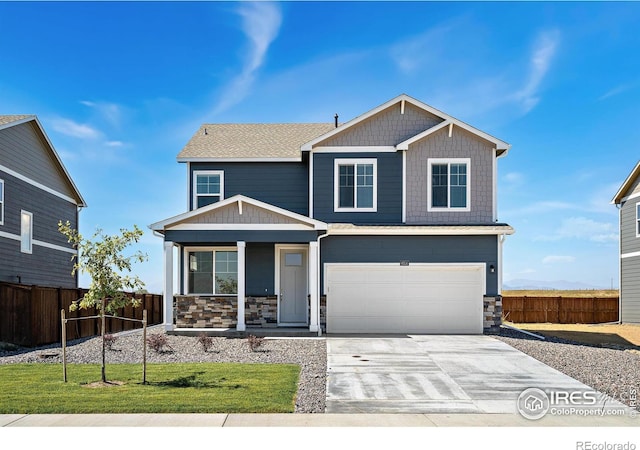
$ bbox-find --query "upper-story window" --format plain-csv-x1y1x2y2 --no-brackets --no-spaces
0,179,4,225
193,170,224,209
21,210,32,254
334,158,377,212
428,158,471,212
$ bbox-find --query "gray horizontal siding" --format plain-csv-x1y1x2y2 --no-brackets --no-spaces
165,229,319,244
621,255,640,323
620,197,640,254
189,162,309,215
0,170,78,248
0,237,76,287
0,121,76,198
320,234,498,295
313,152,402,224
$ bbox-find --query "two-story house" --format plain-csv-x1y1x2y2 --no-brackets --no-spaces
150,94,514,335
0,115,86,288
612,161,640,323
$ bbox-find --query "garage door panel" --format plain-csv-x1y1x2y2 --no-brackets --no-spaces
326,264,484,334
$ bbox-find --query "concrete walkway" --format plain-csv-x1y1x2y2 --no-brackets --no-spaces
1,412,637,427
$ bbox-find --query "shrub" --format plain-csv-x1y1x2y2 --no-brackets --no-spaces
198,333,214,352
247,334,265,352
147,333,172,353
104,334,118,351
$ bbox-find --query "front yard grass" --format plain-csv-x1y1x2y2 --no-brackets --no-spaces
0,362,300,414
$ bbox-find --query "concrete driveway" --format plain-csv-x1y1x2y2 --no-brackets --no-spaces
326,335,596,414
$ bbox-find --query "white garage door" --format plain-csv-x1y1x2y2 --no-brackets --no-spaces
326,263,485,334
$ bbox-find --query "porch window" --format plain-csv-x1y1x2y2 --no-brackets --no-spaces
187,249,237,295
334,158,377,212
193,170,224,209
428,158,471,211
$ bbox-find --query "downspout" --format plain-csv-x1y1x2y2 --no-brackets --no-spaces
616,202,622,324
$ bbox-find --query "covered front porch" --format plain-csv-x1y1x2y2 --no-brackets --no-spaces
150,195,327,335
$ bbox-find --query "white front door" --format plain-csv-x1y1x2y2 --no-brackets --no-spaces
279,247,308,325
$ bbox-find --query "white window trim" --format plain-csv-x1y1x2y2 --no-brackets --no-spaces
636,203,640,238
183,246,237,295
333,158,377,212
20,210,33,254
0,179,4,226
427,158,471,212
192,170,224,210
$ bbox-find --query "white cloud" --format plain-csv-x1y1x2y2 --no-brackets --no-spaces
105,140,124,147
503,172,525,185
511,29,560,113
81,100,123,128
213,2,282,114
599,83,636,101
50,117,101,139
542,255,575,264
503,200,574,217
538,216,618,243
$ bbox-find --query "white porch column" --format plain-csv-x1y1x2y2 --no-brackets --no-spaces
237,241,246,331
308,241,319,332
163,241,174,331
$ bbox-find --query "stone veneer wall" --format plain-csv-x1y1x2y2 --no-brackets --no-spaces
483,295,502,334
174,295,277,328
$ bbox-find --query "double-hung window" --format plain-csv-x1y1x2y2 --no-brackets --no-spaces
186,248,238,295
0,179,4,225
334,159,377,212
428,158,471,211
193,170,224,209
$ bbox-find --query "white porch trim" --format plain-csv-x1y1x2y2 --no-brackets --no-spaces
308,241,319,333
237,241,246,331
163,241,174,331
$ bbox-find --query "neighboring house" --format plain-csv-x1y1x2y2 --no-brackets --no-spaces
150,94,514,335
612,161,640,323
0,115,86,288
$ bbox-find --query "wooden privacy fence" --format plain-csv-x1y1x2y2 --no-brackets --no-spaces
502,296,619,324
0,282,163,347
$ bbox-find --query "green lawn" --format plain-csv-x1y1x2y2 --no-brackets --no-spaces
0,362,300,414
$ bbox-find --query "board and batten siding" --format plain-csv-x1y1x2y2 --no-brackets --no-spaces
189,162,309,215
0,121,77,199
312,151,403,224
320,234,499,295
406,126,495,224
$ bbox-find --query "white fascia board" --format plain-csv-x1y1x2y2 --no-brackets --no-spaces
149,194,328,231
177,157,301,163
612,161,640,204
0,115,36,131
396,120,451,150
167,223,320,231
32,117,87,207
326,226,515,236
311,146,397,153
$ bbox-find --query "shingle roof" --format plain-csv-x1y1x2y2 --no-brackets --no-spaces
0,115,34,128
177,123,335,160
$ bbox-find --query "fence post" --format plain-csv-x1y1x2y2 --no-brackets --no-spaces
61,309,67,383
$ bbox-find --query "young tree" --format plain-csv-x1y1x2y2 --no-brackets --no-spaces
59,221,148,383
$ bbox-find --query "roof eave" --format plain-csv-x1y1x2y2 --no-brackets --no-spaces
612,161,640,204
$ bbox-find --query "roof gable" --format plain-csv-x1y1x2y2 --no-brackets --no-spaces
0,115,86,206
301,94,511,154
150,195,327,232
612,161,640,204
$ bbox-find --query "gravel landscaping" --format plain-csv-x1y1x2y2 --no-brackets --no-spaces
2,325,638,414
496,327,640,412
0,328,327,414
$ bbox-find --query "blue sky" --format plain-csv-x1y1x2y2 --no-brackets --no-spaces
1,1,639,293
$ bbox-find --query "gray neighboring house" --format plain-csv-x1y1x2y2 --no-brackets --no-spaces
150,94,515,335
612,161,640,323
0,115,86,288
